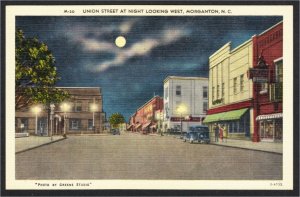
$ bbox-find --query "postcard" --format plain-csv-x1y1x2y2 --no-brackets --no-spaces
1,1,298,195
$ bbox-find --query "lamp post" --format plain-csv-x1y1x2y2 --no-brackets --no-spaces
50,103,55,141
90,102,98,133
60,102,70,138
176,104,187,136
32,106,42,135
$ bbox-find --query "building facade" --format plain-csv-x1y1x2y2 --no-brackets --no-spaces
15,87,104,136
204,21,283,142
163,76,208,133
251,21,283,142
204,40,254,140
128,96,163,134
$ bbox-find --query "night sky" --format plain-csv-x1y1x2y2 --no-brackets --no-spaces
16,16,282,121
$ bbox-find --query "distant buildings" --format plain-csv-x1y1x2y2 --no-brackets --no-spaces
128,96,163,134
15,87,104,136
204,21,283,143
163,76,209,132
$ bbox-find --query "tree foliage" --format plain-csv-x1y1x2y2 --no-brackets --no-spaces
15,29,69,110
109,113,125,128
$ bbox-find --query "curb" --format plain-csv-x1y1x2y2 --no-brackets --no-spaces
15,137,67,154
210,143,282,155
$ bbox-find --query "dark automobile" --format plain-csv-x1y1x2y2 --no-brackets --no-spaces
185,126,210,144
183,131,199,143
111,128,120,135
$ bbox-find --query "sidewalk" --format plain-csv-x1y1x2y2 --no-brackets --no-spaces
15,135,66,154
211,138,282,154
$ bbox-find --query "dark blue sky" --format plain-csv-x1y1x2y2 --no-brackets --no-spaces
16,16,282,121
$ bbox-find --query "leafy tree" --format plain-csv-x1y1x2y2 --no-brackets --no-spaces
15,28,69,110
109,113,125,128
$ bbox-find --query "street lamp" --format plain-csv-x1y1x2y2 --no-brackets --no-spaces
90,102,98,133
176,104,188,136
60,102,70,137
32,105,42,135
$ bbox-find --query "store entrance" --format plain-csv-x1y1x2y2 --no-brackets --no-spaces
259,119,282,142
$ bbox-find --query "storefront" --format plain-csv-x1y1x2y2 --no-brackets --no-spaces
203,108,251,139
256,113,282,142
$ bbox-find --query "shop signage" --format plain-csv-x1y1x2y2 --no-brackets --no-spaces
170,117,201,122
248,68,268,83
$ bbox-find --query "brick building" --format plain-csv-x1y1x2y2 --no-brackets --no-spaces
15,87,104,136
204,21,283,143
128,96,163,134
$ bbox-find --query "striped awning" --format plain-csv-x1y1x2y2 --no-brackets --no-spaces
150,124,157,129
142,122,152,130
256,113,283,121
135,124,142,129
127,124,134,129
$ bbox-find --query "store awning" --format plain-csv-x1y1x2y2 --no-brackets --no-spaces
150,124,157,129
127,124,134,129
135,124,142,129
142,122,152,130
203,108,248,123
256,113,282,121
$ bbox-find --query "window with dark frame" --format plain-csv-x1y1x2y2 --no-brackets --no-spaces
176,85,181,96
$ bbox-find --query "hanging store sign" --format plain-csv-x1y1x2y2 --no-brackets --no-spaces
247,68,268,83
170,117,201,122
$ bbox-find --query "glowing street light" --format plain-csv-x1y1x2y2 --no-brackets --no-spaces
90,102,98,132
176,103,188,135
60,102,71,137
32,105,42,135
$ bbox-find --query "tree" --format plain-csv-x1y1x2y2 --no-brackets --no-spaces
15,28,69,110
109,113,125,128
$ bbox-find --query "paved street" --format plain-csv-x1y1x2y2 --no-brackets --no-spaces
16,133,282,180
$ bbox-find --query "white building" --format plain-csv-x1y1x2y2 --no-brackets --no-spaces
163,76,208,132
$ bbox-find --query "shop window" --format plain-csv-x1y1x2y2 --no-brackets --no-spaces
69,119,81,130
21,118,29,130
233,77,237,94
203,86,208,99
260,120,274,139
274,119,283,141
37,117,48,135
176,85,181,96
88,119,93,130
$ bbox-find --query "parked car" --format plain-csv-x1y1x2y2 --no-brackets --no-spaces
184,126,210,144
183,131,199,143
111,128,120,135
